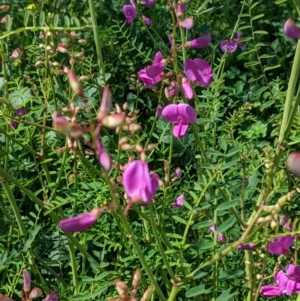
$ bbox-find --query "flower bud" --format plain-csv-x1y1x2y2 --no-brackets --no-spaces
284,18,300,39
45,291,59,301
67,68,84,98
29,287,43,299
287,151,300,176
141,286,153,301
78,39,88,44
98,86,112,120
22,269,31,292
99,151,112,171
102,114,125,129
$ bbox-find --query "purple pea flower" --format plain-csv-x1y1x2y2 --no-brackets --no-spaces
45,291,59,301
141,0,155,6
22,269,31,293
177,3,186,17
220,30,246,53
138,51,165,88
123,4,137,24
162,103,196,138
184,58,213,88
182,77,194,99
261,265,300,297
122,160,159,204
268,235,295,255
10,107,28,129
209,223,226,243
284,18,300,39
183,33,211,49
238,243,256,250
58,208,105,233
173,194,184,207
143,16,152,26
180,17,194,30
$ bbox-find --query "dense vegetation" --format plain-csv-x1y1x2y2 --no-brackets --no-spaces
1,0,300,300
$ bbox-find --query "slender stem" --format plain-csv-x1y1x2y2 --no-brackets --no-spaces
69,240,79,294
148,206,176,280
88,0,106,84
167,285,179,301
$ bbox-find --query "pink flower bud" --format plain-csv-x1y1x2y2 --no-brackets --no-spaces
98,86,112,120
78,39,88,44
99,151,112,172
176,4,186,17
284,18,300,39
143,16,152,26
182,78,194,99
173,194,184,207
45,291,59,301
52,112,71,133
22,269,31,292
102,114,125,129
180,17,194,30
141,286,153,301
67,68,84,98
155,105,162,118
287,151,300,176
58,208,105,232
29,287,43,299
172,167,182,181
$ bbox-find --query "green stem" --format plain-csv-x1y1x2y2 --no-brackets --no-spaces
148,206,176,280
167,285,179,301
69,240,79,294
88,0,106,84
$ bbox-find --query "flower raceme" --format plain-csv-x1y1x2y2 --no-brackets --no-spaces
261,265,300,297
162,103,196,138
138,51,165,88
123,4,137,24
184,58,213,88
284,18,300,39
122,160,159,204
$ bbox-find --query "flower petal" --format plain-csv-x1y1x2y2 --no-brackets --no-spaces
220,39,238,53
162,104,179,123
284,18,300,39
173,123,188,138
177,103,196,123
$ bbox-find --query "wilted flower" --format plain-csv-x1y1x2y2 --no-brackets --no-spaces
123,4,137,24
284,18,300,39
180,17,194,30
0,295,15,301
171,167,182,181
29,288,43,299
183,33,211,49
66,67,84,98
138,51,165,88
122,160,159,204
173,194,184,207
184,58,213,88
238,243,256,250
10,48,23,60
280,215,293,232
268,235,294,255
58,208,106,232
220,30,245,53
162,103,196,138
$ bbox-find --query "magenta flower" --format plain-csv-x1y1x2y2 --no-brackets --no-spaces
220,31,245,53
10,107,29,129
180,17,194,30
162,103,196,138
165,81,179,98
261,265,300,296
138,52,165,88
142,0,155,6
143,16,152,26
58,208,105,233
177,3,186,17
184,58,213,88
268,235,294,255
209,223,226,243
183,33,211,49
122,160,159,204
96,136,112,172
45,291,59,301
173,194,184,207
123,4,137,24
284,18,300,39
